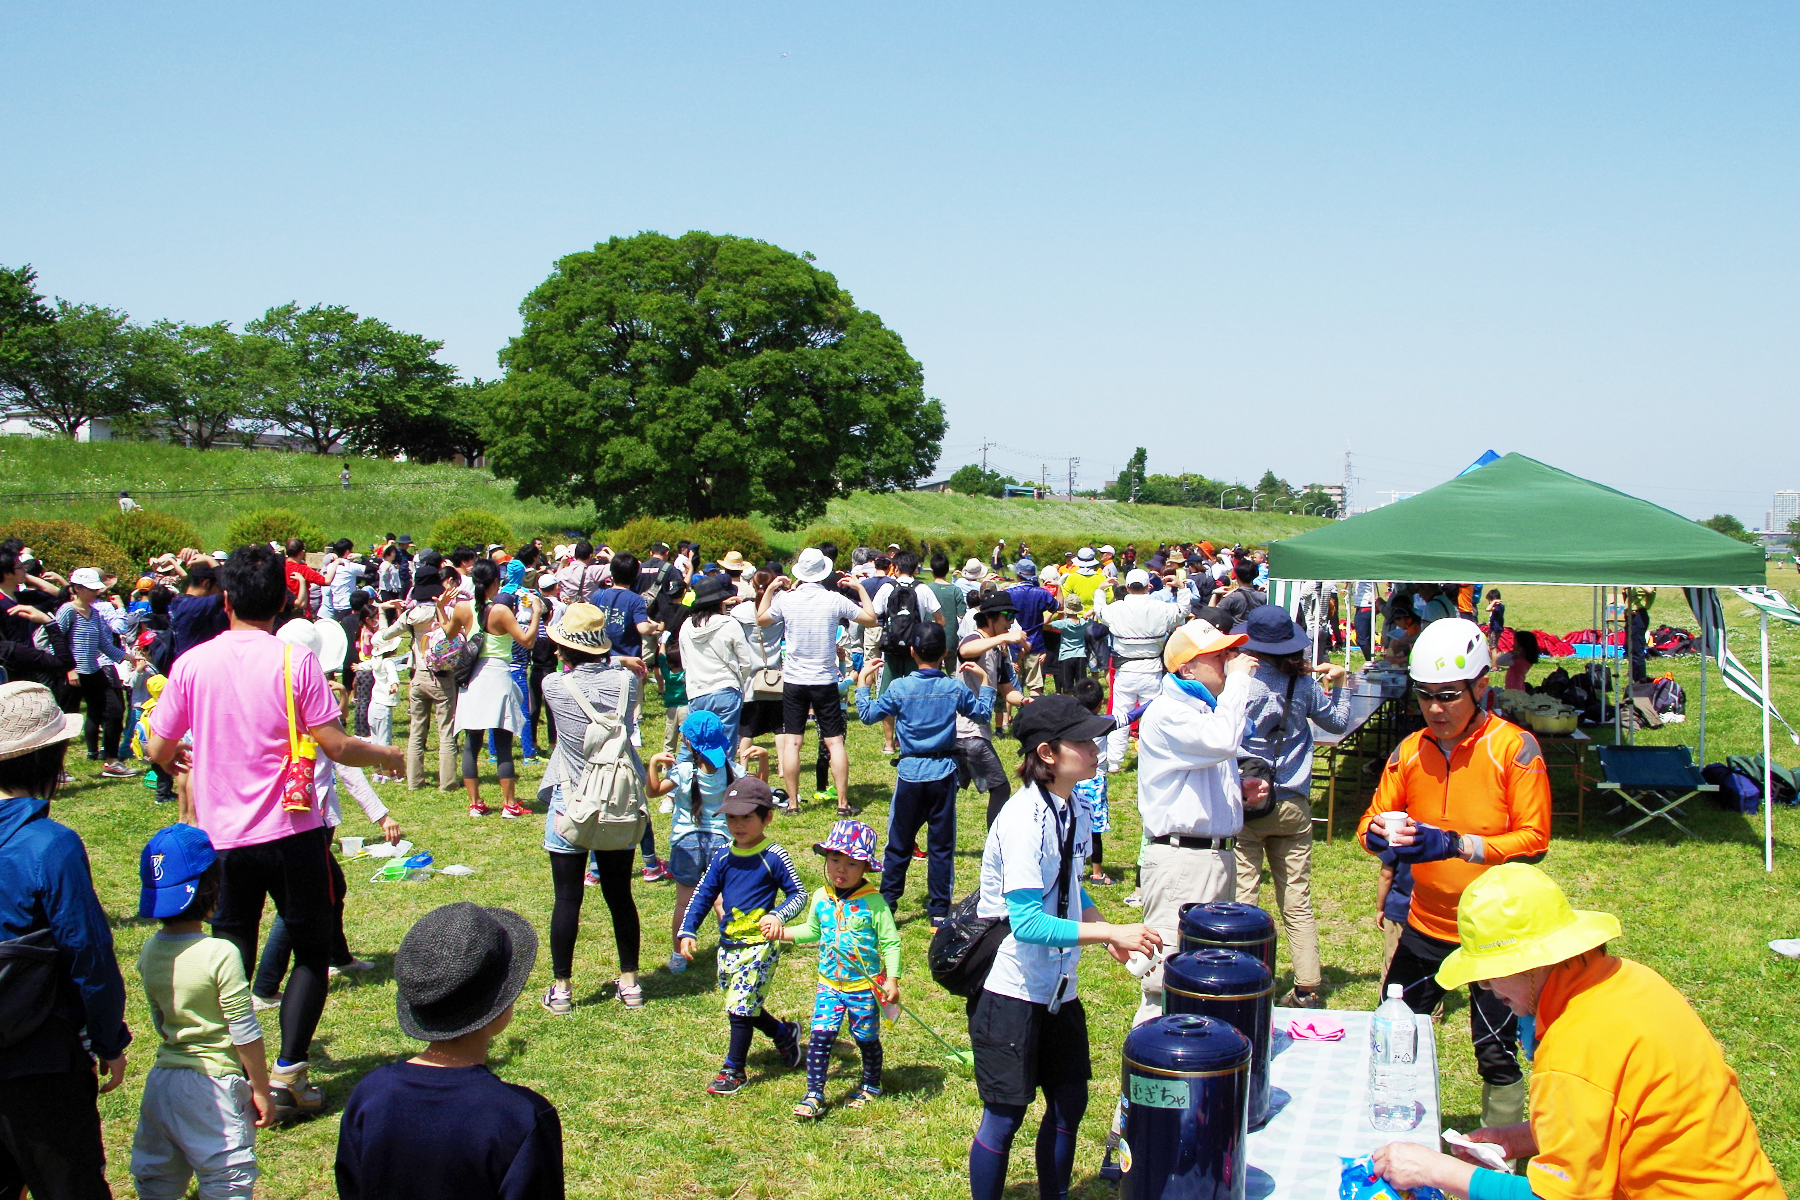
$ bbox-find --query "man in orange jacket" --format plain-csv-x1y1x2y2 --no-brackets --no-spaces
1358,618,1550,1134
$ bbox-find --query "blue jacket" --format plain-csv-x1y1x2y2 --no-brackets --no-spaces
0,795,131,1077
856,668,994,781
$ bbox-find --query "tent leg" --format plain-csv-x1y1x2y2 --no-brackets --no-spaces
1698,603,1708,765
1762,611,1773,873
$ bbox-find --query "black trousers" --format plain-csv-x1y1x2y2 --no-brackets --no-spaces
548,848,640,977
0,1067,109,1200
1627,609,1650,683
529,662,558,748
1383,922,1521,1086
75,671,123,759
880,774,958,918
211,826,337,1065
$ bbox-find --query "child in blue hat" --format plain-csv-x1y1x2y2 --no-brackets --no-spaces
132,823,276,1196
647,709,768,973
772,818,901,1119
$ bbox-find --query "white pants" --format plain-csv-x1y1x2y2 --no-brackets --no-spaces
1106,666,1163,772
369,704,394,748
131,1067,259,1199
1138,842,1235,1004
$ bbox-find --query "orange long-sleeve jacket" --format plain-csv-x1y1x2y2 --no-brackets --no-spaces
1357,714,1552,943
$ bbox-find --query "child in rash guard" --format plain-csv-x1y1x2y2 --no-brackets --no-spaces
675,777,807,1095
772,819,901,1119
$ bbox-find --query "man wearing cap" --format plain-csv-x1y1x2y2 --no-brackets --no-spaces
1093,567,1186,774
0,681,130,1198
759,547,878,814
1372,864,1781,1200
1133,618,1261,1004
1357,617,1550,1134
855,622,994,925
958,591,1031,826
1004,560,1056,703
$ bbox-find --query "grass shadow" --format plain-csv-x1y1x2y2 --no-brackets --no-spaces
639,948,722,999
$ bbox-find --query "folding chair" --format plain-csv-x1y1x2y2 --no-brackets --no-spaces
1595,746,1716,840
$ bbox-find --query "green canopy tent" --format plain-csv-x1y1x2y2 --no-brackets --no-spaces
1267,453,1778,867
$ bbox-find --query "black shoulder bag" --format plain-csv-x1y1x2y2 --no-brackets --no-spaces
453,599,489,690
1239,674,1296,822
0,929,60,1051
929,786,1079,999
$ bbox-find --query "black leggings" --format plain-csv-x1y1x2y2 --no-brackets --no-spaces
463,729,514,781
76,672,124,759
549,849,640,977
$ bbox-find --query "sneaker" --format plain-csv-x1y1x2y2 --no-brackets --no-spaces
101,762,137,778
87,752,102,762
540,984,573,1015
912,845,926,860
468,802,492,817
1123,889,1142,908
57,770,75,786
251,992,282,1012
641,862,671,883
774,1020,803,1070
328,959,374,978
616,979,645,1008
501,801,529,819
269,1060,326,1119
520,756,541,767
930,916,947,930
706,1068,747,1096
584,871,600,887
667,953,688,974
793,1093,827,1120
1280,987,1327,1009
813,786,837,806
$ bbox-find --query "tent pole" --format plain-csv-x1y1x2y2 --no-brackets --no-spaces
1762,611,1773,873
1697,595,1708,765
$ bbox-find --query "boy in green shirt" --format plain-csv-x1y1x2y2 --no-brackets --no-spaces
133,824,274,1198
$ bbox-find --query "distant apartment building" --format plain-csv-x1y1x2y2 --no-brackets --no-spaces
1770,490,1800,534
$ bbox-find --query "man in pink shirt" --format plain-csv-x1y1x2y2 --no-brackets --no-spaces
148,543,403,1120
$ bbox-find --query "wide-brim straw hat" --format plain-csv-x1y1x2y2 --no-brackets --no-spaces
548,603,613,654
0,682,84,760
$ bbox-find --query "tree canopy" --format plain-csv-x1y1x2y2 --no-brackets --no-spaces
485,231,946,528
1701,513,1758,543
947,464,1017,497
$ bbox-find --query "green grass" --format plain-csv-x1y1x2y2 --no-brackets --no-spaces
55,563,1800,1197
0,438,1324,558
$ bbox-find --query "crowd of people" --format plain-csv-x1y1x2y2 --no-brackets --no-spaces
0,529,1781,1200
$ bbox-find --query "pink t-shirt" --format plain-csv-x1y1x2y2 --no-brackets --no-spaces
151,629,340,850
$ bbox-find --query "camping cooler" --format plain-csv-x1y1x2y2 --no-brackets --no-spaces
1162,948,1275,1127
1118,1014,1252,1200
1178,902,1277,979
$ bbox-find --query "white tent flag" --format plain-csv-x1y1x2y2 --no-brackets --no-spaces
1685,588,1799,745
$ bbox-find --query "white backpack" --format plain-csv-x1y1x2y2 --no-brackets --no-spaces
551,681,648,852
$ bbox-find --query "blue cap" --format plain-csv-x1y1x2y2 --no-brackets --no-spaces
681,709,730,768
139,824,218,919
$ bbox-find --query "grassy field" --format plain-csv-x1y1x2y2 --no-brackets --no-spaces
52,566,1800,1197
0,438,1323,557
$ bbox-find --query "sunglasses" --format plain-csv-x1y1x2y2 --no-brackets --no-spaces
1412,686,1468,705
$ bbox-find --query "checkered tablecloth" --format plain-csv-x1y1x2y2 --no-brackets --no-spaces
1246,1007,1442,1200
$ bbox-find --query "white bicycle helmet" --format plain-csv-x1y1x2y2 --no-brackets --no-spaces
1409,617,1492,683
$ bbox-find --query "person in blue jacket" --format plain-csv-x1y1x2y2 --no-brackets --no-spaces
0,680,133,1199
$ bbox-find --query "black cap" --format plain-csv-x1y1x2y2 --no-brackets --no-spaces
693,573,736,607
186,561,217,583
721,776,775,815
1193,604,1233,632
1012,694,1115,757
914,621,948,661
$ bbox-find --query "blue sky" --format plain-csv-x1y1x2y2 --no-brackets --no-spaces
5,2,1794,524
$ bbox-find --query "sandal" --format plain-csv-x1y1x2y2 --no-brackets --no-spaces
616,979,645,1008
793,1093,827,1120
842,1084,882,1109
1087,872,1119,887
836,805,857,819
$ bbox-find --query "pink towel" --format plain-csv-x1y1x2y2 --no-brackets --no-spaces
1287,1016,1346,1041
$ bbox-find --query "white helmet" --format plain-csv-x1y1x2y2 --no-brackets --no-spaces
1408,617,1492,683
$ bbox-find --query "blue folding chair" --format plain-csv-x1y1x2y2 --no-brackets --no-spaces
1595,746,1717,840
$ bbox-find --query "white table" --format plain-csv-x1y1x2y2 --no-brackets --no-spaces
1246,1007,1441,1200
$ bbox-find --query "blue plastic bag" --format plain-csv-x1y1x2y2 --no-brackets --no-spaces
1339,1155,1445,1200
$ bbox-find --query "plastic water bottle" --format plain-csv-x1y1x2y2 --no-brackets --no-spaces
1369,984,1420,1131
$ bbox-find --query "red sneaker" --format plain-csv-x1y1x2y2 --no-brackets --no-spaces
501,801,529,819
468,802,492,817
912,845,926,860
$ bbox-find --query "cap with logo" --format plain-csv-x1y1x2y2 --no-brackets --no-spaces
721,775,776,815
139,823,218,919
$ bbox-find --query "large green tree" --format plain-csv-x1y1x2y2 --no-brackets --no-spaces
248,303,455,454
362,377,493,465
0,297,160,438
1700,513,1758,544
486,231,946,528
948,463,1015,497
140,321,278,449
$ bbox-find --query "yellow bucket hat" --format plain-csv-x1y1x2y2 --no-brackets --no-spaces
1435,863,1621,990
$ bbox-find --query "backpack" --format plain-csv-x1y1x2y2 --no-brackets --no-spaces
1702,763,1763,814
1726,754,1799,807
878,583,924,654
453,601,489,689
1649,675,1685,715
550,680,649,851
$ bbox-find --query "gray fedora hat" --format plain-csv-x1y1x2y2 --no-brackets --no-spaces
393,902,538,1041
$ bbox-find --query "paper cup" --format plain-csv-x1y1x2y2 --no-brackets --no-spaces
1379,811,1408,840
340,836,365,857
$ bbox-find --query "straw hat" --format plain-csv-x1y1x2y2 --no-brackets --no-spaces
547,603,612,654
1436,864,1621,989
719,550,749,574
0,682,84,761
959,558,986,582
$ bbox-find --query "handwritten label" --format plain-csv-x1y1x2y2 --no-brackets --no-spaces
1129,1075,1190,1109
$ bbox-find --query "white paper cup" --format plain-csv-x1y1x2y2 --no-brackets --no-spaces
340,836,365,857
1379,811,1408,840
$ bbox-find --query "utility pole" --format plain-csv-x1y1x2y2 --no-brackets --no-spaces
1341,444,1354,517
979,442,996,473
1041,464,1048,499
1067,457,1079,502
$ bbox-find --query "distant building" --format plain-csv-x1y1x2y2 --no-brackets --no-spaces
1,413,112,441
1769,490,1800,534
913,479,952,493
1308,483,1346,511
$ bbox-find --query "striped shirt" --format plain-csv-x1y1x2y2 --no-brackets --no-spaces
56,602,127,674
767,584,862,686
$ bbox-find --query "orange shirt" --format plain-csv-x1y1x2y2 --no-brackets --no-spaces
1356,715,1551,942
1528,954,1782,1200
